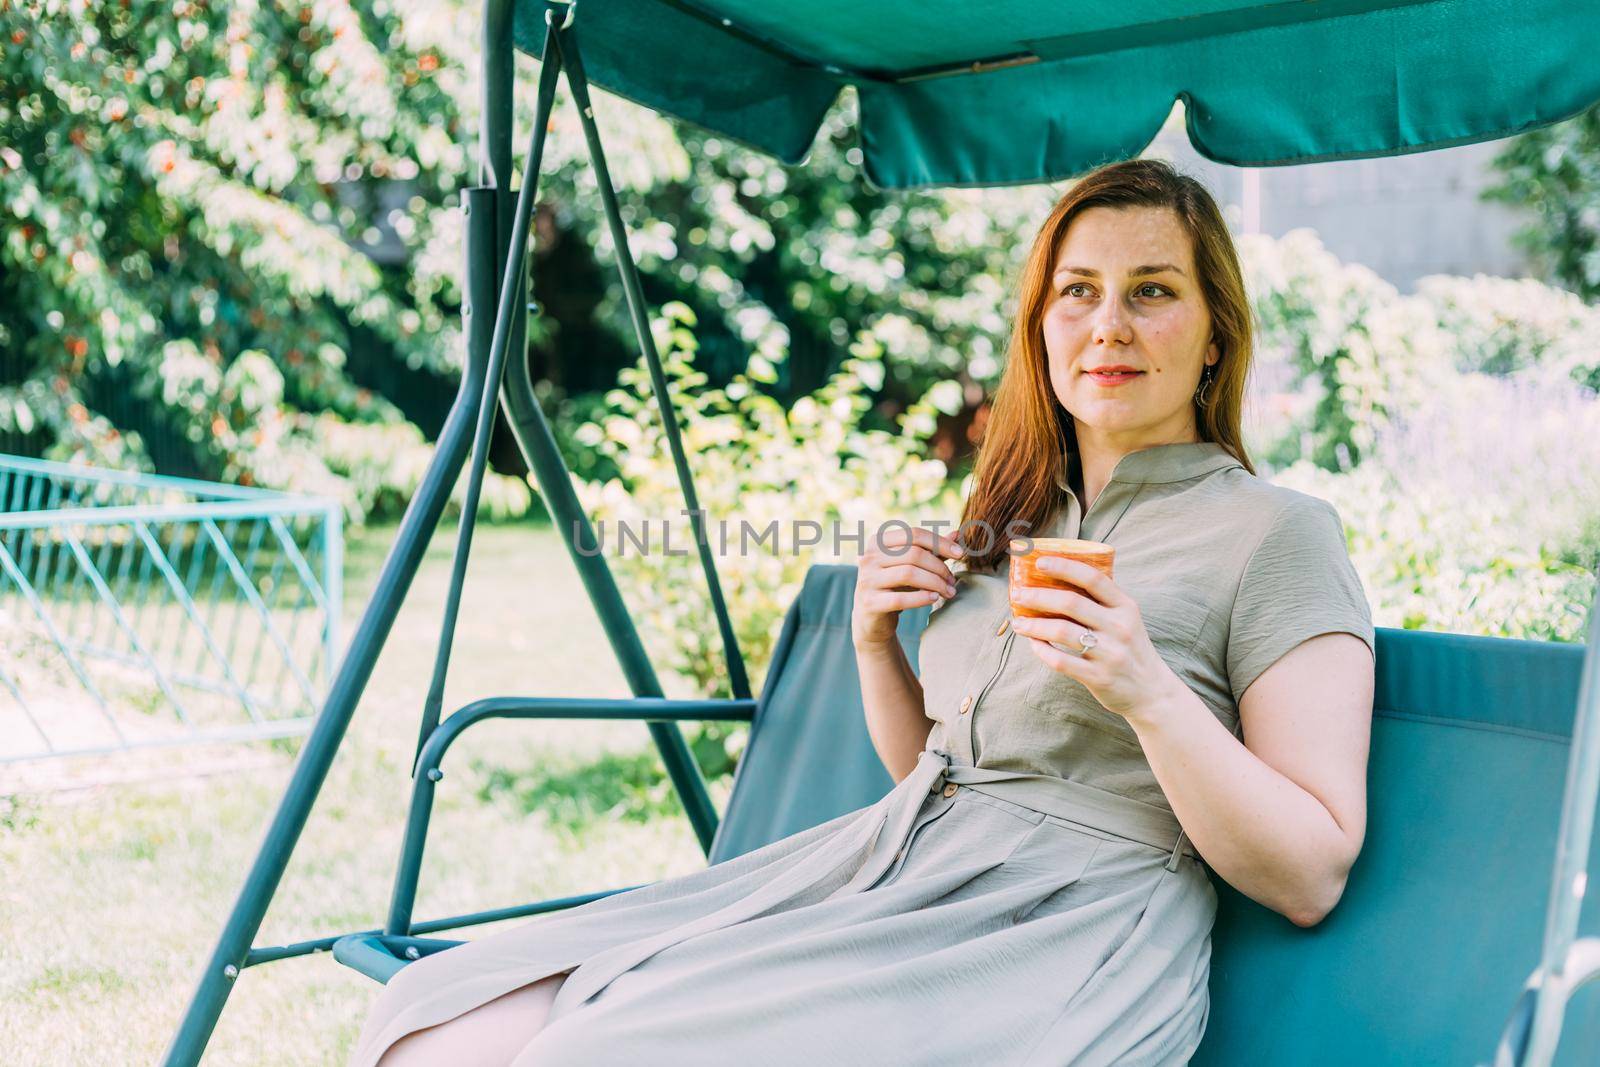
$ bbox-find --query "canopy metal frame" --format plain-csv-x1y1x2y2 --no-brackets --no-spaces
159,3,1600,1065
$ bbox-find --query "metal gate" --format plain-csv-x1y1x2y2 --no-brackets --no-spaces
0,454,342,763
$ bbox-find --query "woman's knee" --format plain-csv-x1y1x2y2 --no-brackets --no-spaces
371,970,571,1067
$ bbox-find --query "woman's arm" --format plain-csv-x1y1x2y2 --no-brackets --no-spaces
850,524,963,783
1012,495,1375,926
855,636,936,784
1130,632,1374,926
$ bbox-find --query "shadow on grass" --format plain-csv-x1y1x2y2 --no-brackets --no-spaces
472,749,688,836
469,723,747,837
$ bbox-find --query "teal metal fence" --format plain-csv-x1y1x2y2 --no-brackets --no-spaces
0,454,342,762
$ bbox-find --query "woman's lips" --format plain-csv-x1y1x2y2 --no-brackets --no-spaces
1086,370,1144,386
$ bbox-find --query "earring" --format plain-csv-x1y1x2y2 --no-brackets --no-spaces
1194,363,1217,408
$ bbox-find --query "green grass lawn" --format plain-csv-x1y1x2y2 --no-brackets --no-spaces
1,519,734,1065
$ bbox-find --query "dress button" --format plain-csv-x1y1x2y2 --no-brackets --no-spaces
943,784,958,798
959,695,973,714
996,620,1008,636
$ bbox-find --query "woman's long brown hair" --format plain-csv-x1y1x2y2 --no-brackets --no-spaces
956,158,1256,573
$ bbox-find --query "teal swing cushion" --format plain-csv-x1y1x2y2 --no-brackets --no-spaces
712,564,1600,1065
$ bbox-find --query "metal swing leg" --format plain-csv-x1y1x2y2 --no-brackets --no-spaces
159,219,488,1067
383,0,755,935
164,4,754,1061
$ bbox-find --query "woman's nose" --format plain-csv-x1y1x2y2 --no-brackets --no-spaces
1092,296,1133,346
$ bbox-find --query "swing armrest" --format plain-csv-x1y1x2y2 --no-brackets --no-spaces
442,696,757,725
336,697,760,985
414,696,756,777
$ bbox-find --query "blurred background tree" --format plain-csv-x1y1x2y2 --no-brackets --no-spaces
1485,102,1600,301
0,0,1054,520
0,0,514,517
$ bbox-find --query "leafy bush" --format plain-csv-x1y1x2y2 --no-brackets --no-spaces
1241,230,1600,466
1241,230,1455,472
149,339,530,521
1273,371,1599,642
571,301,961,773
0,0,466,484
309,413,531,524
0,0,1053,513
1412,273,1600,391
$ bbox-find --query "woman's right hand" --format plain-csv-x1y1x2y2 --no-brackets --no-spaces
851,524,965,651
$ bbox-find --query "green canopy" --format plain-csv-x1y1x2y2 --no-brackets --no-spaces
514,0,1600,189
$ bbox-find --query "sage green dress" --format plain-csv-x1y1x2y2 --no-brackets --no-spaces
350,440,1376,1067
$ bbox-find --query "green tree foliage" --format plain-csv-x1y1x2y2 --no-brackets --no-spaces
0,0,1054,516
0,0,473,507
1484,103,1600,300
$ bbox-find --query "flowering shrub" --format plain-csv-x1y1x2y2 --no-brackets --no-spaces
1271,370,1600,642
573,302,961,706
309,414,531,524
0,0,466,492
1241,230,1456,472
147,339,529,520
1412,273,1600,391
1243,233,1599,641
1242,229,1600,466
0,1,1050,519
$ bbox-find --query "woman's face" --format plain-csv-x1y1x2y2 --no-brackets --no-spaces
1042,204,1219,443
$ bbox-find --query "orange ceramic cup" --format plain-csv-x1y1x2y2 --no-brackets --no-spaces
1008,537,1116,619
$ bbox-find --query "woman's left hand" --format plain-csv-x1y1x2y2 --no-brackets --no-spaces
1009,556,1177,725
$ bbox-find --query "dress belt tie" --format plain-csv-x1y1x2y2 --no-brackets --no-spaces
926,749,1198,872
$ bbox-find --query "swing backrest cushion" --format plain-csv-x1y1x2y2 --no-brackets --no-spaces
710,563,1600,1065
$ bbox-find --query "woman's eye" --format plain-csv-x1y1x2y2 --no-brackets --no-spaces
1059,282,1168,299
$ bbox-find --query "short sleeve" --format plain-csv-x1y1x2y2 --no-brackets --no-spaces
1226,495,1376,705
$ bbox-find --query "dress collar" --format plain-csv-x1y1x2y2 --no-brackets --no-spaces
1054,440,1243,491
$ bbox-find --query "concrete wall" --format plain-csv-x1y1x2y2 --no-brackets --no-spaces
1146,108,1535,292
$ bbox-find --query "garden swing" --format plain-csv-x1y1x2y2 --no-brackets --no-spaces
165,2,1600,1064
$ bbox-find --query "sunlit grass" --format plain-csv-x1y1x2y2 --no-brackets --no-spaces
2,519,732,1065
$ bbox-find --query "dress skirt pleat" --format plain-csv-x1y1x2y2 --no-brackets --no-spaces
350,748,1217,1067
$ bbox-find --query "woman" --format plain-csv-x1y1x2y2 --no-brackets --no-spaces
352,158,1376,1066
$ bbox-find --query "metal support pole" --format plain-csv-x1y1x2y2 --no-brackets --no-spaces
409,16,564,773
555,23,752,706
483,2,723,854
385,0,729,936
1492,576,1600,1066
159,161,493,1067
385,22,563,937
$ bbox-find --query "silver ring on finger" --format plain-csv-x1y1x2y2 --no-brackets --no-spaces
1052,628,1098,657
1077,629,1098,655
